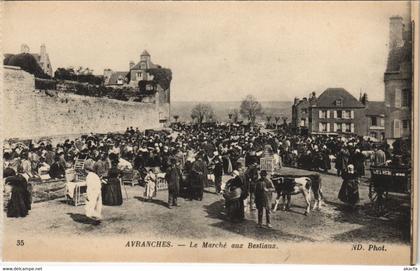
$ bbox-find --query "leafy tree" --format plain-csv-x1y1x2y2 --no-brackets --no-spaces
173,115,179,123
4,53,50,79
239,95,263,124
191,103,214,124
266,115,272,123
232,109,239,123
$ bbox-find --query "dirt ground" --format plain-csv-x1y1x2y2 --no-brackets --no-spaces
4,167,411,244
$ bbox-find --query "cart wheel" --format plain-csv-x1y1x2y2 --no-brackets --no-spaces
369,184,386,216
373,190,386,216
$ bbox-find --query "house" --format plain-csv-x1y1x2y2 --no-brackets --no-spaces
103,50,172,126
103,50,159,89
364,101,386,141
292,88,366,136
384,16,412,140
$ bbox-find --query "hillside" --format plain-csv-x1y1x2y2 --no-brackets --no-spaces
171,101,292,123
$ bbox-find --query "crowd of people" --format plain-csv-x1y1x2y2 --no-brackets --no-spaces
3,123,411,226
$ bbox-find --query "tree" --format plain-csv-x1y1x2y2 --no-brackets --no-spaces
266,115,272,123
274,116,281,129
228,113,233,121
239,95,263,125
232,109,239,123
191,103,214,124
173,115,179,123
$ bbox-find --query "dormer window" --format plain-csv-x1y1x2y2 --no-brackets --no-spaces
336,99,343,106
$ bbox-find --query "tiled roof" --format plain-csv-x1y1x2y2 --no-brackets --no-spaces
316,88,365,108
130,60,159,70
365,101,385,115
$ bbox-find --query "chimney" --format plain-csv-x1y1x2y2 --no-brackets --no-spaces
21,44,30,54
40,44,46,55
129,61,135,70
389,16,404,50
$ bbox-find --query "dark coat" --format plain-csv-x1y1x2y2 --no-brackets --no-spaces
166,166,182,195
254,177,275,209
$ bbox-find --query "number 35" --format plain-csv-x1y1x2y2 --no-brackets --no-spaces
16,240,24,246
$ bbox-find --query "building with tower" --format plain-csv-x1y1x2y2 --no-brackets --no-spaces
384,16,413,141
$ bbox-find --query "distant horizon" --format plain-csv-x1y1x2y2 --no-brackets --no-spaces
4,2,411,102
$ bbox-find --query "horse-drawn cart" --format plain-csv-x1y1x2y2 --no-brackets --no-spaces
369,165,411,215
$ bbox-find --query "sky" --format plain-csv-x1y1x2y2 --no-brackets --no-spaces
3,1,412,102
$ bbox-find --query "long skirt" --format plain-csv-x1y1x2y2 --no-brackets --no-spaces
102,181,123,206
144,181,157,199
226,198,244,222
338,180,360,206
86,189,103,219
7,185,31,218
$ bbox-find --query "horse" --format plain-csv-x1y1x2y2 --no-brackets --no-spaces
271,174,323,215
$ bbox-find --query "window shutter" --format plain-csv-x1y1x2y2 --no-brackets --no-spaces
319,122,322,131
350,110,354,119
351,123,355,133
395,88,402,108
327,123,330,132
327,110,330,118
393,119,401,138
334,110,337,119
319,110,322,119
380,118,385,127
333,123,337,132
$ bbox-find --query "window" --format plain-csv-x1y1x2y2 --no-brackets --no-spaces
300,118,306,127
319,110,327,119
395,88,401,108
370,132,377,138
137,72,142,78
336,123,342,132
393,119,401,138
403,120,410,129
371,116,378,126
380,117,385,127
336,99,343,106
402,89,411,107
319,122,328,132
337,110,342,119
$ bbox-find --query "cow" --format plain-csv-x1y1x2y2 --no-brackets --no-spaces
271,174,323,215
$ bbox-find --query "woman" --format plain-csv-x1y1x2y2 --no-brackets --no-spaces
4,168,32,218
101,154,123,206
85,160,103,221
223,170,245,222
143,168,157,201
338,164,360,210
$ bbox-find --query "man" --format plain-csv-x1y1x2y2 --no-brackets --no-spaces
190,154,207,201
372,146,386,167
213,155,223,194
255,170,275,228
165,158,182,208
245,161,259,210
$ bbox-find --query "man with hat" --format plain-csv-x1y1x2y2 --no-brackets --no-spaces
254,170,275,228
165,158,182,208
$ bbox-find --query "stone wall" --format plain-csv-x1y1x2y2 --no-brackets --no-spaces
2,66,169,139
